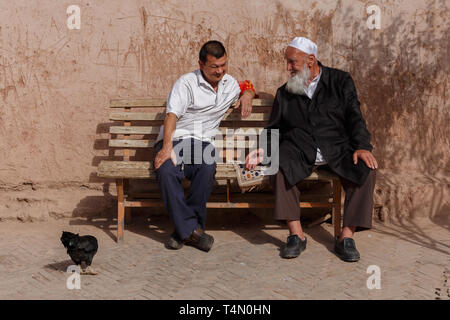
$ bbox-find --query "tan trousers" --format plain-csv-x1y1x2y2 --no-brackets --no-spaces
270,167,376,230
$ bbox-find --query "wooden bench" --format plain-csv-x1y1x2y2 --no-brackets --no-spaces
97,98,343,242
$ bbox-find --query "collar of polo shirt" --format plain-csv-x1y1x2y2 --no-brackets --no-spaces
197,70,227,91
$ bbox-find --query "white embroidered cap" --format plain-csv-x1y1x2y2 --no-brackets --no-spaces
288,37,317,57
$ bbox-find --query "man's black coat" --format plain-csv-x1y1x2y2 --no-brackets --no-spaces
263,62,373,187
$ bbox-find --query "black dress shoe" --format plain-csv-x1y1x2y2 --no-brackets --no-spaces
184,226,214,252
281,235,307,259
165,232,184,250
334,237,360,262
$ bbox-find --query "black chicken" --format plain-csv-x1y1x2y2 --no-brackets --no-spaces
60,231,98,275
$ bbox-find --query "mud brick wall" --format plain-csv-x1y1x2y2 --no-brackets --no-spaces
0,0,448,224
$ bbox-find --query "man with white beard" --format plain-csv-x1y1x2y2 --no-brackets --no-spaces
246,37,378,262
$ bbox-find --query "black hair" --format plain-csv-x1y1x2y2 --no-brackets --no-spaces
199,40,227,63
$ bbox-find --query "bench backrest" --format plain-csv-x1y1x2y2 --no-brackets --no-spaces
108,98,274,164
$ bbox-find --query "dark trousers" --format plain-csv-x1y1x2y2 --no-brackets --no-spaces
155,139,216,240
270,166,376,230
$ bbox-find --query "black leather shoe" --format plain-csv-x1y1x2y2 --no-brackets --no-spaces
184,226,214,252
334,237,360,262
165,232,184,250
281,235,307,259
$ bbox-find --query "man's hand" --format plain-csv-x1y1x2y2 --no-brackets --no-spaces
245,148,264,170
234,90,254,118
154,147,177,170
353,149,378,170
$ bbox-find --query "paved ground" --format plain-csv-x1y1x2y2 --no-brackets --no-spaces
0,212,449,300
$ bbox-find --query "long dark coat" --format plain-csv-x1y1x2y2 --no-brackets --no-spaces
263,62,373,186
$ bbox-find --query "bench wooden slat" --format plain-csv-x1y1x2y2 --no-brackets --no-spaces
110,98,274,108
110,112,270,122
98,160,340,181
127,192,331,202
221,128,264,135
110,126,264,135
213,140,258,148
222,113,269,121
98,161,236,179
110,126,161,134
110,112,165,121
98,161,153,170
111,99,167,107
123,200,332,209
98,161,154,179
109,140,156,148
109,139,258,149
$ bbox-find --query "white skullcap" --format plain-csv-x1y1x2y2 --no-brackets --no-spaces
288,37,317,57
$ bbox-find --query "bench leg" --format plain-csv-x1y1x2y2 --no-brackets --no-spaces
125,208,132,226
124,179,132,225
332,179,342,238
116,178,125,243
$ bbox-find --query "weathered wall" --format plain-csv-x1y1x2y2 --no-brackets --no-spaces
0,0,448,224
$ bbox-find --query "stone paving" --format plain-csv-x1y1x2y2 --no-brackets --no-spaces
0,212,448,300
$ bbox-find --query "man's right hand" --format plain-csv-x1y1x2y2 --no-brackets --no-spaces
154,147,177,170
245,148,264,170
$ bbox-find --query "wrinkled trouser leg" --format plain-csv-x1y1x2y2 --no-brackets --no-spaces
270,168,376,230
155,139,216,240
340,170,376,230
270,169,301,221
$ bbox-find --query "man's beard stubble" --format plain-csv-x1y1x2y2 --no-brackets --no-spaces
285,64,310,96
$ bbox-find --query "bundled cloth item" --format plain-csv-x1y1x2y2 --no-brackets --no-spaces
238,80,257,97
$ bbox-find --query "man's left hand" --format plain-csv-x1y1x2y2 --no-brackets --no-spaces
234,90,254,118
353,150,378,170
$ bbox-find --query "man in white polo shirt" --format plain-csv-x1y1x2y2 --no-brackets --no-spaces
154,40,256,252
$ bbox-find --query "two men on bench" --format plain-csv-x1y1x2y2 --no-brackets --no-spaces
154,41,256,252
156,37,377,262
246,37,378,262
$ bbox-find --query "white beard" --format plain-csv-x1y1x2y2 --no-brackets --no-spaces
286,65,310,96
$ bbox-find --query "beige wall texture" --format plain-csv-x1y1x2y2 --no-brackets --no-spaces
0,0,448,224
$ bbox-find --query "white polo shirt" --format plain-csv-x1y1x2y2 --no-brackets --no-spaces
156,69,241,143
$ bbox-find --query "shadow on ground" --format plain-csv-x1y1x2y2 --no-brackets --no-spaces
369,217,450,256
44,259,74,272
68,207,342,256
